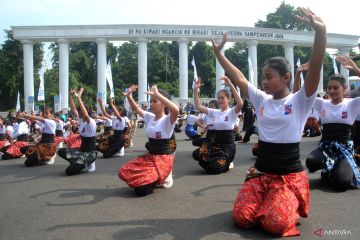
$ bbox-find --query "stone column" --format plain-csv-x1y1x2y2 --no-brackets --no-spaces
178,38,188,103
96,38,107,112
284,43,295,91
58,39,69,111
22,40,34,112
339,47,351,88
247,40,258,88
138,38,148,105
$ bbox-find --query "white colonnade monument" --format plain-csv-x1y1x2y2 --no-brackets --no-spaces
12,24,359,112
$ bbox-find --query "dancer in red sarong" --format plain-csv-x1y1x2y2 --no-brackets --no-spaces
118,84,179,196
211,7,327,237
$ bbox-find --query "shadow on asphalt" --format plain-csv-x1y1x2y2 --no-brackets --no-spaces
45,211,278,240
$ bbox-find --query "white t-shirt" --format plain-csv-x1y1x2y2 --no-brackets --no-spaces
0,125,6,134
38,119,56,134
207,106,240,130
111,116,125,130
104,118,112,127
144,111,175,139
123,116,130,127
79,118,96,137
11,121,29,139
6,125,13,134
200,114,214,130
56,120,65,131
313,97,360,125
186,115,199,125
308,108,320,121
248,84,316,143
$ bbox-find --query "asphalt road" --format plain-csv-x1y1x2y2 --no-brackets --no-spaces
0,128,359,240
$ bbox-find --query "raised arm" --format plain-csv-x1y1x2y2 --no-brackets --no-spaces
193,78,208,115
146,85,179,124
296,7,327,97
123,85,145,118
69,89,79,119
76,88,91,123
97,98,111,119
21,113,46,123
221,76,243,113
109,99,122,119
293,62,309,93
211,34,249,97
336,55,360,77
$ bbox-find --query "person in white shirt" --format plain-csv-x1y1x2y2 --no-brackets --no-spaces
58,88,97,175
0,117,8,149
122,110,133,148
97,98,126,158
20,107,57,166
193,76,242,174
192,100,219,147
184,111,201,140
212,8,326,237
119,84,179,196
1,113,29,160
95,113,113,143
306,56,360,191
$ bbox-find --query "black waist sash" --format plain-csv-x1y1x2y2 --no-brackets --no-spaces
255,140,302,175
80,136,96,152
321,123,352,141
0,133,5,141
104,126,113,132
145,138,172,155
208,130,234,144
206,130,216,140
40,133,55,143
97,122,104,125
55,130,63,137
17,134,29,142
113,130,124,137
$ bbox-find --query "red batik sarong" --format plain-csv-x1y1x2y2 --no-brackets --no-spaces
118,154,174,188
64,134,81,148
4,141,29,158
0,140,8,149
55,136,64,145
233,171,309,237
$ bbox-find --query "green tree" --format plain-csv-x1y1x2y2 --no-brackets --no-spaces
0,30,43,111
189,42,216,97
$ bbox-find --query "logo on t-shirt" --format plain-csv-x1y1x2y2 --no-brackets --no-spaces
259,107,264,118
321,110,326,118
82,127,86,133
284,104,293,115
224,116,229,121
342,111,348,119
155,131,161,139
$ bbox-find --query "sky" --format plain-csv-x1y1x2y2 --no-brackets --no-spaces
1,0,360,38
0,0,359,54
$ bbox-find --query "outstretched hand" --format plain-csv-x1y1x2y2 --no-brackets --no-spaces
77,87,84,98
211,33,227,53
297,62,310,73
220,76,233,86
122,84,138,97
70,89,77,97
145,85,159,97
336,55,360,73
194,78,203,91
295,7,326,32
